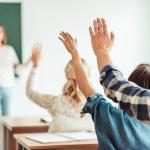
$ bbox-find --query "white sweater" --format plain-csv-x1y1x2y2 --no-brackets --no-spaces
0,45,19,87
26,69,95,133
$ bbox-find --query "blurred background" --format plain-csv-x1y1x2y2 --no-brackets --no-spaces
0,0,150,116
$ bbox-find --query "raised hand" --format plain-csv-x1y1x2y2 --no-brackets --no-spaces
59,32,78,55
31,43,41,68
59,32,96,98
89,18,115,56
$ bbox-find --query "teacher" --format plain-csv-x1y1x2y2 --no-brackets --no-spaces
0,25,30,116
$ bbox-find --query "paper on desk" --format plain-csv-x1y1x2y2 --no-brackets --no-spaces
60,132,97,140
25,133,74,144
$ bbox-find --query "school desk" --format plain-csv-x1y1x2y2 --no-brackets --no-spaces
3,116,49,150
14,133,98,150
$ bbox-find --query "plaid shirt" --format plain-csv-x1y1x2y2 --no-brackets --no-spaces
100,64,150,121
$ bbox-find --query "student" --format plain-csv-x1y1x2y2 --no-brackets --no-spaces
87,18,150,122
59,31,150,150
26,44,94,133
0,25,30,116
128,64,150,124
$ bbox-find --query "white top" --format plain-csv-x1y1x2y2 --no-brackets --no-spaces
26,69,95,133
0,45,19,88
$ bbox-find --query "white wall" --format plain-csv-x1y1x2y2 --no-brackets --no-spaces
1,0,150,116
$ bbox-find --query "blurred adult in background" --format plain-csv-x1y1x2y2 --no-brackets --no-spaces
25,44,94,133
0,25,30,116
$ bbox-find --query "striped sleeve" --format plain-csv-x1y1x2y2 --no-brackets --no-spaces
100,64,150,121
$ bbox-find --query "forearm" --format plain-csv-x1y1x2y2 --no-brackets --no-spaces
24,57,32,66
15,57,31,68
26,68,56,109
96,52,113,70
71,52,96,98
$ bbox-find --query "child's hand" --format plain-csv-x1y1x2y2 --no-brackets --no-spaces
59,32,78,56
31,43,41,68
89,18,115,56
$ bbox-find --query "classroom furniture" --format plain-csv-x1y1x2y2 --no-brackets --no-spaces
3,116,49,150
14,134,98,150
0,117,5,150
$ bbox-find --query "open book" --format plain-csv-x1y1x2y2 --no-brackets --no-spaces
25,132,97,144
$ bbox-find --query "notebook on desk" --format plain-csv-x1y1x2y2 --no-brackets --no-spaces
25,133,74,143
60,132,97,140
25,132,97,144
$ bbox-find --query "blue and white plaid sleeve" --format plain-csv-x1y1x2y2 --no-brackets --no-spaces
100,64,150,121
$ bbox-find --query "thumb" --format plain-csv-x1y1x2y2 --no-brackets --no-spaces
75,38,78,45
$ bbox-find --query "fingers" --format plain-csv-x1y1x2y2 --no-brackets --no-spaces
32,43,42,53
110,31,115,41
58,36,64,43
75,38,78,45
58,35,67,50
59,32,66,41
89,26,94,39
101,18,108,36
32,48,41,57
93,20,98,34
66,32,73,40
97,18,103,34
90,18,109,36
59,32,70,42
59,31,75,43
90,18,115,40
32,43,41,63
58,31,77,53
90,18,105,37
58,32,68,48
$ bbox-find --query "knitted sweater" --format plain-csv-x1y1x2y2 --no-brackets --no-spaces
26,69,95,133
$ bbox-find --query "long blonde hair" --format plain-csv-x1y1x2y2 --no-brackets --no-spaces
63,58,90,107
0,25,8,45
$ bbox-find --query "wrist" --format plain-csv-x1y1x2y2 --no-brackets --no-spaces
96,52,113,70
71,51,80,60
32,63,38,68
95,51,110,59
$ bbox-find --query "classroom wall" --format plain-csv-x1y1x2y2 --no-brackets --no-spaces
1,0,150,116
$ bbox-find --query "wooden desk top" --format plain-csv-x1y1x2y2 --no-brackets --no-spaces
2,116,49,131
14,134,98,150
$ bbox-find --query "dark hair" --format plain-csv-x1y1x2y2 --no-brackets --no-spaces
0,25,8,45
128,64,150,89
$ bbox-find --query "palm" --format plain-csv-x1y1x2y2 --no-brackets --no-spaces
32,44,41,67
89,18,115,55
59,32,77,54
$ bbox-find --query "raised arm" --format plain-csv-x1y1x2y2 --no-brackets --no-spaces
26,44,56,109
89,18,150,121
59,32,96,98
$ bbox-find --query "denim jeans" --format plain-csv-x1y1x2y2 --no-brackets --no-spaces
0,87,12,116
